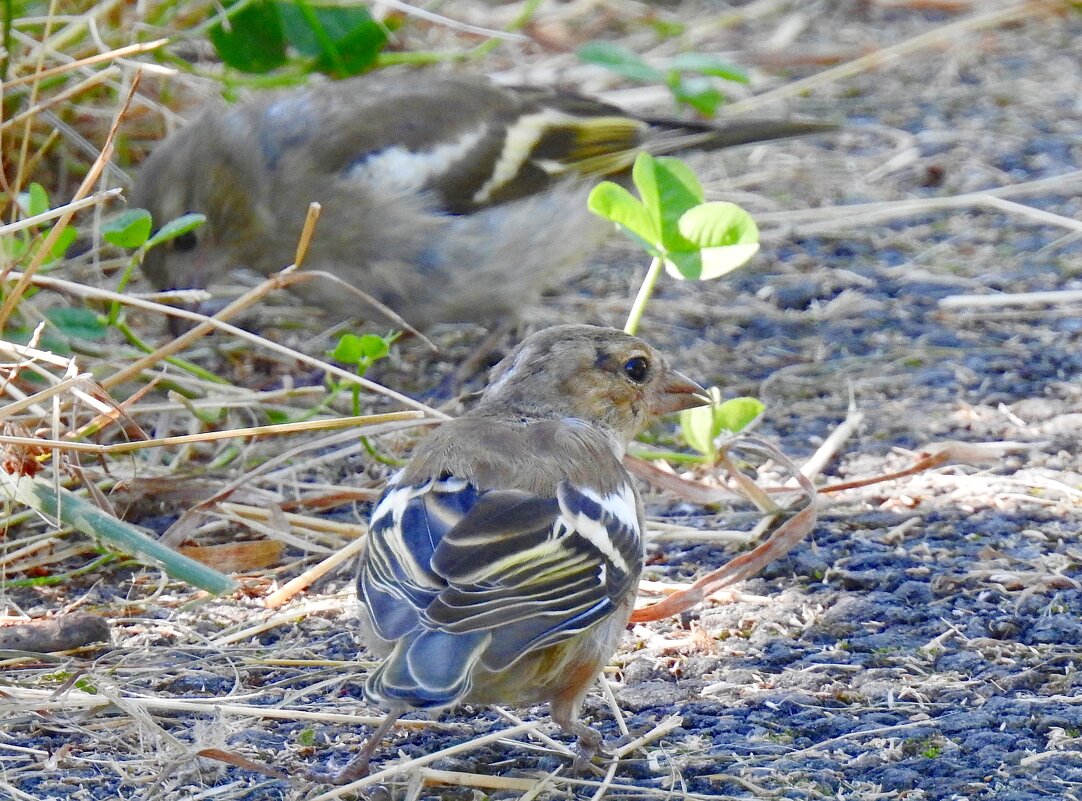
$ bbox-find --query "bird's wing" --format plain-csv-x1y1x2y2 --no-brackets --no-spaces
360,473,641,667
317,80,652,214
425,478,642,673
359,473,479,642
257,75,833,217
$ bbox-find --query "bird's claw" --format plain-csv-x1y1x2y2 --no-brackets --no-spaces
571,730,613,776
302,757,371,786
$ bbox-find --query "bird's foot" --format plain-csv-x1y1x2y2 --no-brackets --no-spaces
571,726,613,777
302,753,372,786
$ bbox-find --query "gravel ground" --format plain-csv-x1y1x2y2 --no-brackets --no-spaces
3,2,1082,800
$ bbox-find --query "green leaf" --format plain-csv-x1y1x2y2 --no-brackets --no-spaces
587,181,659,248
680,392,763,457
265,409,290,425
103,209,152,248
27,183,50,217
210,0,288,74
296,727,317,746
653,157,705,210
630,153,662,222
697,243,760,280
669,53,749,83
678,201,759,248
145,213,206,250
2,326,70,357
46,307,107,341
279,0,340,57
355,333,390,361
2,235,28,260
714,396,764,434
330,333,366,364
662,250,703,281
312,16,386,76
680,399,717,457
577,42,663,83
670,74,724,116
676,201,760,280
330,332,391,366
633,154,704,252
678,202,759,248
279,2,386,77
50,226,78,259
649,19,685,38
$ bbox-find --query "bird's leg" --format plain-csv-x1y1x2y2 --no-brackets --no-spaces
571,718,605,762
303,707,404,785
557,722,614,777
551,698,611,776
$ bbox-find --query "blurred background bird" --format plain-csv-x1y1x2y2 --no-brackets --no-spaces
133,72,834,330
305,324,708,783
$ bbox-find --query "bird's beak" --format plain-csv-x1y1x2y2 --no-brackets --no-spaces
652,369,710,415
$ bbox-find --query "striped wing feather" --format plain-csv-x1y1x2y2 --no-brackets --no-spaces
360,474,641,706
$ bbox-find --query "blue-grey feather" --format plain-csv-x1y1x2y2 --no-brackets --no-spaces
366,630,488,708
360,469,640,709
480,597,614,672
362,581,420,640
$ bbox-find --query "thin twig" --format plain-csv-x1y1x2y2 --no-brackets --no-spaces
9,269,445,415
939,288,1082,310
1,37,168,87
799,405,864,482
263,533,368,609
0,411,424,455
0,65,119,131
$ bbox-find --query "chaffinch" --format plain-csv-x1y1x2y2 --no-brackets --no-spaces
133,72,833,328
306,324,708,784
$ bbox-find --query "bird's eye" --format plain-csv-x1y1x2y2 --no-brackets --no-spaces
623,356,649,383
173,231,198,252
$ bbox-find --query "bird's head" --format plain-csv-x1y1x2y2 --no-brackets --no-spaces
131,110,264,295
476,324,709,445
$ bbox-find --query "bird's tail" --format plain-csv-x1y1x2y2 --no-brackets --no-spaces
364,629,490,710
646,116,839,154
560,115,838,178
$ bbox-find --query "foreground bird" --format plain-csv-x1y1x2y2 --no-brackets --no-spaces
133,72,833,328
305,325,708,784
